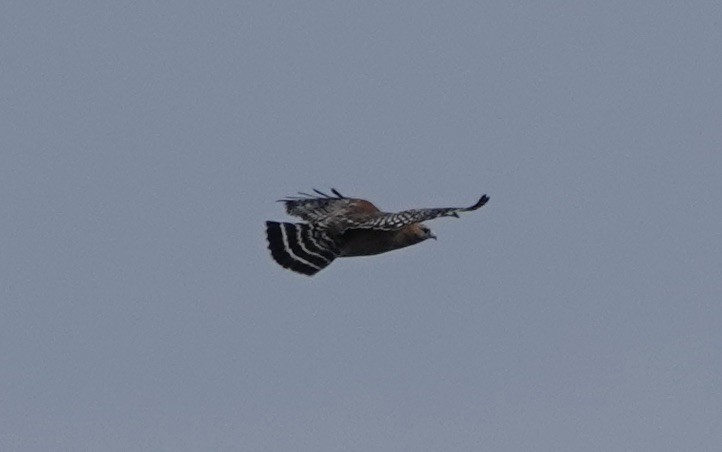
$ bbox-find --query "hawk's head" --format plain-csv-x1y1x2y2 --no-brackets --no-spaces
416,224,437,242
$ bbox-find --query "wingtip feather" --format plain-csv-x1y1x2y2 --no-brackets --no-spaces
464,194,490,211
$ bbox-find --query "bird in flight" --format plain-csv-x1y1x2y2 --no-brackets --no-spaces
265,189,490,276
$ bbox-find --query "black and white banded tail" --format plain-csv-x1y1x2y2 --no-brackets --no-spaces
265,221,338,275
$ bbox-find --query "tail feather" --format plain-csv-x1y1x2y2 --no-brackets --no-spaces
265,222,337,275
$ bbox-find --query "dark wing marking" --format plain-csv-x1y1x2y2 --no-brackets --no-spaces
345,195,490,231
279,188,380,226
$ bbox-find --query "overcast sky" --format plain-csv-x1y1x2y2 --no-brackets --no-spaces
2,1,721,451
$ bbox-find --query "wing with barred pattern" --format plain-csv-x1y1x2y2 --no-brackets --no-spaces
344,195,490,231
280,189,380,228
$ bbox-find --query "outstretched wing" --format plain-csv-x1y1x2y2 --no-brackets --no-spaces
345,195,490,231
279,189,380,227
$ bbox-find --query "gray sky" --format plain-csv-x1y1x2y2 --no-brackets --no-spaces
2,1,721,451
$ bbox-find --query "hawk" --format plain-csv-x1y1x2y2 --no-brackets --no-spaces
265,189,490,276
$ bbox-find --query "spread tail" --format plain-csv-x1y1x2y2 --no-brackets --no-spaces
265,222,338,276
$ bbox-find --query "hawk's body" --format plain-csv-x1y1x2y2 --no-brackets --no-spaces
266,189,489,275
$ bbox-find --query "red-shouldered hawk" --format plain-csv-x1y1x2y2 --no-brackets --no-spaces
265,189,490,276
